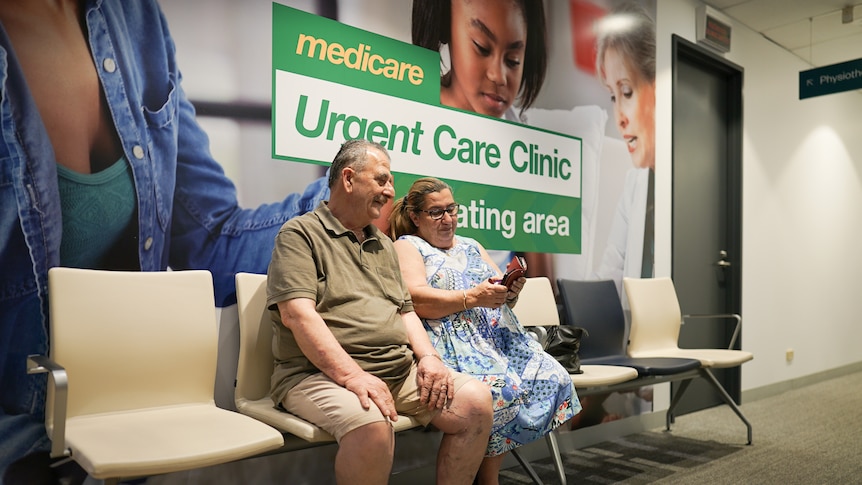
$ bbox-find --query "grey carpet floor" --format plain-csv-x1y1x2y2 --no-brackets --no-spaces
500,370,862,484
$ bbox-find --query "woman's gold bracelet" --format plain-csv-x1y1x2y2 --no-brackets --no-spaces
462,290,468,311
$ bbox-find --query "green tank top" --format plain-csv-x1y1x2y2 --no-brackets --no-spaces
57,157,139,269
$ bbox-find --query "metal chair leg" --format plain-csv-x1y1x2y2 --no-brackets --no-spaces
665,377,695,431
510,447,544,485
699,368,753,445
545,431,566,485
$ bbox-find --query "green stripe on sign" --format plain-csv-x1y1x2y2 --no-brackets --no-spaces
273,3,439,104
393,173,581,254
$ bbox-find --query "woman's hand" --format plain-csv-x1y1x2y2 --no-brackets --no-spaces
469,279,509,309
506,276,526,302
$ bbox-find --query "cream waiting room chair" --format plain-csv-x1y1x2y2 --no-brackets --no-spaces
623,276,754,444
514,277,641,390
556,278,702,377
513,277,639,485
234,273,423,451
27,268,284,485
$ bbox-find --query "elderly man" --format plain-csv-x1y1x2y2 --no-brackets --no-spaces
267,139,492,485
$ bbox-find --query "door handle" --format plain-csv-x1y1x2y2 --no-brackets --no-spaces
717,250,731,267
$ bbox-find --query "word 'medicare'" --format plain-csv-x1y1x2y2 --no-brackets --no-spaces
296,33,425,86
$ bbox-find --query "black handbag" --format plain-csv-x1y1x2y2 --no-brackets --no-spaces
543,325,588,374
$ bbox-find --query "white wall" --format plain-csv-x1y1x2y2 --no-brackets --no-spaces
657,0,862,392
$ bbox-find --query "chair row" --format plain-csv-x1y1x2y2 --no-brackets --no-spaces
513,276,754,485
27,268,752,485
27,268,544,484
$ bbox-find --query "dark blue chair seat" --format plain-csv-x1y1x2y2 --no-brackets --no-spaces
557,278,701,376
580,355,700,375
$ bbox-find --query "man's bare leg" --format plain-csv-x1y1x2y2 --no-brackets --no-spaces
335,421,395,485
430,379,493,485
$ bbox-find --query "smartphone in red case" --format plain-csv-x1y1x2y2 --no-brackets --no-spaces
492,255,526,289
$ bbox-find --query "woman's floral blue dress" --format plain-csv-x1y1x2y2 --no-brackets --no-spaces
400,235,580,456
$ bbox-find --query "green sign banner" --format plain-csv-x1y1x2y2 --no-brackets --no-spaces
393,174,580,254
272,3,438,103
272,3,583,254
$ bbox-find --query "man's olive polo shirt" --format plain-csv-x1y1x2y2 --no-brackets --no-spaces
267,202,415,405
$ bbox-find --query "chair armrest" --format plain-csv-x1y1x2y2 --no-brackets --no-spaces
524,326,549,347
682,313,742,349
27,355,70,459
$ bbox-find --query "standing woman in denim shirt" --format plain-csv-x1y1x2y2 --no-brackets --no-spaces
0,1,328,481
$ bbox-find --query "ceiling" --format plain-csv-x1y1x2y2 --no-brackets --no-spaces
703,0,862,67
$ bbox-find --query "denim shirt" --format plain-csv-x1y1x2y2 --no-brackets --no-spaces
0,0,329,470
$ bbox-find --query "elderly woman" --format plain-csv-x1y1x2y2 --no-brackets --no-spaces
390,177,579,485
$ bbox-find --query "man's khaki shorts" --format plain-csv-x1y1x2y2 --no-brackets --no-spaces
283,363,475,442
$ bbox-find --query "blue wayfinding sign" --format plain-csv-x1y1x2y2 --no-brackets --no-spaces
799,58,862,99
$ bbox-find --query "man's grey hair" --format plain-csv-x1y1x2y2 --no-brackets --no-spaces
328,139,389,188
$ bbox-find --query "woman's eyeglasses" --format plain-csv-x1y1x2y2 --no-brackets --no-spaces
418,204,459,220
